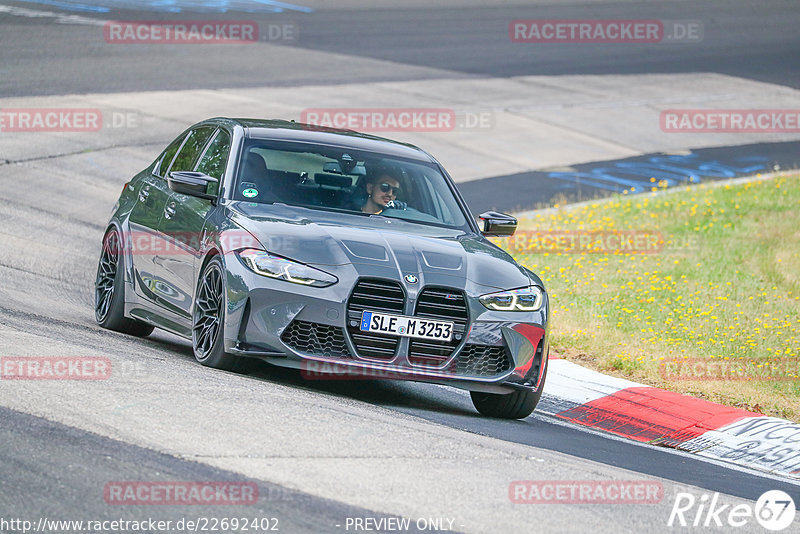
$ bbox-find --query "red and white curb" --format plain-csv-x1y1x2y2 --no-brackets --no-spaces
539,357,800,480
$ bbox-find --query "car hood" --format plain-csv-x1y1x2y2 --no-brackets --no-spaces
226,202,534,292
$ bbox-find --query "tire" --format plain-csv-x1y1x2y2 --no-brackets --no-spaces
95,229,155,337
470,364,548,419
192,256,244,371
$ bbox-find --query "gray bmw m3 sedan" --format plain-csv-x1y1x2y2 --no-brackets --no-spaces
95,118,550,419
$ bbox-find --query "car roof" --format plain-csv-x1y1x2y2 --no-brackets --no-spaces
204,117,436,163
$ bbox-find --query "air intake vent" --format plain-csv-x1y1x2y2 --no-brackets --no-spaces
346,279,404,360
408,288,468,367
281,320,350,359
455,344,512,377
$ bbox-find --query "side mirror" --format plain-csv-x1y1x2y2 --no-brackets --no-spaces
479,211,517,237
168,171,218,202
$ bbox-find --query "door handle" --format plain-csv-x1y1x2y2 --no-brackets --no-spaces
164,201,176,219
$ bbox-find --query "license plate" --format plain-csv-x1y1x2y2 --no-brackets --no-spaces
360,311,453,341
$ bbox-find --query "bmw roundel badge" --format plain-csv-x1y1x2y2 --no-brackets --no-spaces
404,274,419,284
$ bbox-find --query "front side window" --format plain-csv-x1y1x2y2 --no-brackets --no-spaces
195,129,231,180
168,126,215,174
153,133,187,178
234,139,470,230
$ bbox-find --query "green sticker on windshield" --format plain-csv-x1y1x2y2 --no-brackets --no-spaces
242,188,258,198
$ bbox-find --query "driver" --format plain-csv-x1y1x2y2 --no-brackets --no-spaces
361,171,402,214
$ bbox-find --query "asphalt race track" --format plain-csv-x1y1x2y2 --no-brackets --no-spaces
1,1,800,532
3,0,800,95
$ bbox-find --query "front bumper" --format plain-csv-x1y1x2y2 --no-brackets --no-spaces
224,258,549,394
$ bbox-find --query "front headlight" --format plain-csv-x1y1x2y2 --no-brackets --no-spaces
236,249,338,287
479,286,544,312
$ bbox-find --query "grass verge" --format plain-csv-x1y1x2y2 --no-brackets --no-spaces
495,173,800,421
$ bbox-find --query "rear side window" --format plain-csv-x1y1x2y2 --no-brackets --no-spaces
168,126,215,174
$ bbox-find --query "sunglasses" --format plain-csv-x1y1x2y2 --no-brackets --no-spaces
378,183,401,195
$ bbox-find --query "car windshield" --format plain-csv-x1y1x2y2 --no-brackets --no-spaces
233,139,470,230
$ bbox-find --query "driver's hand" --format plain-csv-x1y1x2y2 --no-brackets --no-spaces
385,200,407,210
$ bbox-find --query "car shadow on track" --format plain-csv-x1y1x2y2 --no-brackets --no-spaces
246,359,484,418
135,330,524,422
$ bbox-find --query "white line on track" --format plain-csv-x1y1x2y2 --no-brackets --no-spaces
0,3,105,25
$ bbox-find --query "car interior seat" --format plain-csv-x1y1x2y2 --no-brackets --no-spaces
238,152,273,201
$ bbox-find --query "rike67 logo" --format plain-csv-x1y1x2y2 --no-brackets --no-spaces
668,490,796,531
